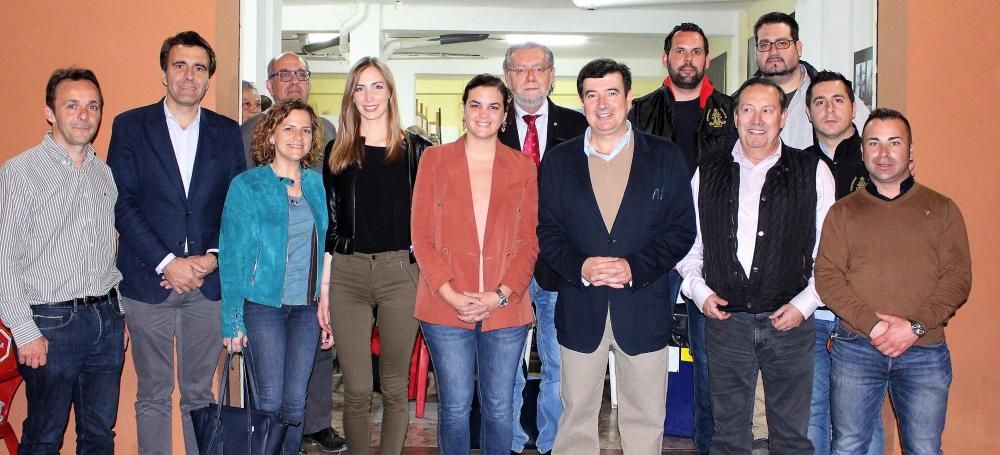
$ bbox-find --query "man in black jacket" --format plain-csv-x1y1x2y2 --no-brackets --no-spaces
803,70,885,455
499,41,587,455
629,22,736,455
676,78,835,455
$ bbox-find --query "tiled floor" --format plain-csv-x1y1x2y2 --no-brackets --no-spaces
304,368,699,454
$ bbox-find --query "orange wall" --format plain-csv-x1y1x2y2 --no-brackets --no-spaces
877,1,1000,453
0,1,238,162
0,1,238,452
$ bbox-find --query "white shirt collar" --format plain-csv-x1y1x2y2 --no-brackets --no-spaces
732,139,783,168
584,120,633,162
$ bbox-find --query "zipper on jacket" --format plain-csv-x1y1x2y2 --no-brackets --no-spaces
248,244,261,286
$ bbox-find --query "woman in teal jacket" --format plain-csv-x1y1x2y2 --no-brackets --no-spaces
219,99,332,454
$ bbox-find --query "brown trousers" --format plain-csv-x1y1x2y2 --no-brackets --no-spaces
330,251,420,455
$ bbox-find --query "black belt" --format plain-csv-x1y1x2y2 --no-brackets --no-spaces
52,288,118,306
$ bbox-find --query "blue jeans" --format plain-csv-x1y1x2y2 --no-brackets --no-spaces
511,278,561,453
707,312,815,455
243,302,321,455
685,297,712,454
421,321,529,455
810,317,883,455
830,321,951,455
19,298,126,455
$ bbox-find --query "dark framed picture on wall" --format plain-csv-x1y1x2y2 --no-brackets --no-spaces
854,46,874,109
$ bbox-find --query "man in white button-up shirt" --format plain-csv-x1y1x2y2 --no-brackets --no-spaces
676,77,834,455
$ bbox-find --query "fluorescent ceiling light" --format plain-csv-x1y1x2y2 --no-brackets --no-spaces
505,34,588,46
308,33,339,44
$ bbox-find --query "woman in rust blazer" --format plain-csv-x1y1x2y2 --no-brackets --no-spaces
410,74,538,455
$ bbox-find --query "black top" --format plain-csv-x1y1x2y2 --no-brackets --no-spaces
805,128,868,200
866,175,915,201
784,88,797,109
353,145,411,253
671,98,701,175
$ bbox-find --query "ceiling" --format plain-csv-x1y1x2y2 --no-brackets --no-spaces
283,32,667,60
280,0,752,61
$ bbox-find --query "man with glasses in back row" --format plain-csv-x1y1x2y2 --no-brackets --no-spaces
498,41,587,455
240,51,345,453
753,12,870,150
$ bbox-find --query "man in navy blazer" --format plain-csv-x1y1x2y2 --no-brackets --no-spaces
107,31,245,455
538,59,695,455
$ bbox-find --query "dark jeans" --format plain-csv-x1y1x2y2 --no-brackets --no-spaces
686,297,712,454
707,312,815,455
244,302,321,455
19,298,125,455
830,321,951,455
421,321,529,455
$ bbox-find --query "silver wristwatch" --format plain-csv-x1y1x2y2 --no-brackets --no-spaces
494,288,509,308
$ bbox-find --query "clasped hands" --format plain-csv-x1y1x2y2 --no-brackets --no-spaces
581,256,632,288
160,254,217,294
867,312,918,358
439,283,503,324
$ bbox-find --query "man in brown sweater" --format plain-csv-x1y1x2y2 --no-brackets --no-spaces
815,108,972,455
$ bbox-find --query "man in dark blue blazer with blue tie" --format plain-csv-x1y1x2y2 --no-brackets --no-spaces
538,59,696,455
107,31,245,455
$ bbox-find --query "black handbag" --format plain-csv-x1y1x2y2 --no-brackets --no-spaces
190,349,288,454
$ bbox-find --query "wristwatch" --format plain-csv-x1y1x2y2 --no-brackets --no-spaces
910,320,926,337
494,288,509,308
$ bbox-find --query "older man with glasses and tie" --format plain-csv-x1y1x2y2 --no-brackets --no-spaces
498,42,587,455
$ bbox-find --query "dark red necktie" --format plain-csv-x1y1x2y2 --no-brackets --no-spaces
523,114,541,167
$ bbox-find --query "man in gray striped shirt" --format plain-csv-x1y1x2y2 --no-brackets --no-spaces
0,68,125,453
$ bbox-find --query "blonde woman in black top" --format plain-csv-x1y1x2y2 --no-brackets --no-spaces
321,57,430,455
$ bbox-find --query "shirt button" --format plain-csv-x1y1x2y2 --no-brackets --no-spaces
757,231,764,237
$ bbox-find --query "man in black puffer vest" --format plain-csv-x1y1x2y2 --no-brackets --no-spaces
676,78,835,455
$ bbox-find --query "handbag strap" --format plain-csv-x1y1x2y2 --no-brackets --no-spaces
241,345,261,451
242,343,264,410
205,352,234,451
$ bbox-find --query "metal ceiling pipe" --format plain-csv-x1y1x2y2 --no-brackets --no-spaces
302,36,340,54
338,3,368,54
382,39,403,59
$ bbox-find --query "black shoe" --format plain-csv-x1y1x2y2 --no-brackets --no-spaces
302,427,348,453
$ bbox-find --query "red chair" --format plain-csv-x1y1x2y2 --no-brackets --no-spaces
371,327,432,419
0,325,22,454
406,331,431,418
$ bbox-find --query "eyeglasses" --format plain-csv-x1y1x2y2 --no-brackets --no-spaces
508,66,551,76
756,39,797,52
268,70,311,82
